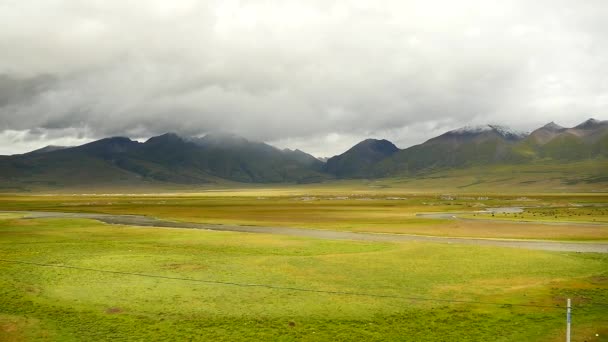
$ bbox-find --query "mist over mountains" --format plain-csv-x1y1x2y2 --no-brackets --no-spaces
0,119,606,189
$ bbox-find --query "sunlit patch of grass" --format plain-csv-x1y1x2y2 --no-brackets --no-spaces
1,191,607,240
0,216,607,340
0,213,23,220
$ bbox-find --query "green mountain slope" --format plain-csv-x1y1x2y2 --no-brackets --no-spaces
327,125,529,178
0,133,326,190
326,119,607,179
0,119,606,190
189,133,325,183
324,139,398,178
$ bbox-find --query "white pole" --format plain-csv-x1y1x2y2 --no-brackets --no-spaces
566,298,571,342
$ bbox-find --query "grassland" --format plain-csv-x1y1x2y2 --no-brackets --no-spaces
0,183,607,341
0,214,607,341
462,206,608,225
0,189,606,241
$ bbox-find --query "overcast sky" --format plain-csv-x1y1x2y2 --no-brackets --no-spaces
1,1,607,157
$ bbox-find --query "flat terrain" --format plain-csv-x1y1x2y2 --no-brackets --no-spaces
0,214,607,341
6,210,608,253
1,191,606,241
0,187,607,341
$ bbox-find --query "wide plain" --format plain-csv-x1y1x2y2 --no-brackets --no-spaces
1,185,607,341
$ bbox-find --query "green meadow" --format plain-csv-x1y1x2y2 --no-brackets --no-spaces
0,212,607,341
0,189,607,240
0,184,607,341
463,206,608,225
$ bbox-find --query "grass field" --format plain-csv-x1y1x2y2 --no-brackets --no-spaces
1,184,607,341
0,214,607,341
0,189,607,240
462,206,608,225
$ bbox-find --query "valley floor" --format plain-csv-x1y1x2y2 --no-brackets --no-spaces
0,188,607,341
3,210,608,253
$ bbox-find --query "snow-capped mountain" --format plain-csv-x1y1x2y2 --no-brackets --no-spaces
2,118,605,187
323,118,607,178
447,124,529,140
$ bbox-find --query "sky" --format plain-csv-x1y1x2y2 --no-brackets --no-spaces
1,1,607,157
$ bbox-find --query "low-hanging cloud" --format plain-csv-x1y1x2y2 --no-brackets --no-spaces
1,0,607,156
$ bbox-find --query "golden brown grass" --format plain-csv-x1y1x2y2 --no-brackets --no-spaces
0,190,606,240
352,220,608,241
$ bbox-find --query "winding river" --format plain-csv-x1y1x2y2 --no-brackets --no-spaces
3,210,607,254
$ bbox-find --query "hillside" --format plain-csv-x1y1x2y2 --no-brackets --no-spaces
0,133,326,190
325,119,608,179
524,118,608,160
323,139,398,178
0,119,606,191
384,124,530,175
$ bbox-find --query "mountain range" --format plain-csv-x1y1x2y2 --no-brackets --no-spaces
328,119,608,178
0,119,606,190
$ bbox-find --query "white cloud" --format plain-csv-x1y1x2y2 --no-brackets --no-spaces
0,0,607,156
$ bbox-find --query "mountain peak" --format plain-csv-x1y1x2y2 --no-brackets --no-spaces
145,132,185,145
331,138,398,159
324,138,398,178
88,136,134,145
575,118,606,129
488,125,528,139
354,139,399,154
541,122,564,131
447,124,527,140
450,124,492,135
77,136,138,156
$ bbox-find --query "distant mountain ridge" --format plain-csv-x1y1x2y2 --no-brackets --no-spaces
324,139,399,178
26,145,69,154
444,124,528,141
0,132,325,188
324,118,608,178
0,118,606,189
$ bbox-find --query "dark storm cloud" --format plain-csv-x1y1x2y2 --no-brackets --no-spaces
0,74,56,108
1,0,607,156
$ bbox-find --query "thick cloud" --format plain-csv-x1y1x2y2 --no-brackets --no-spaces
1,0,607,156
